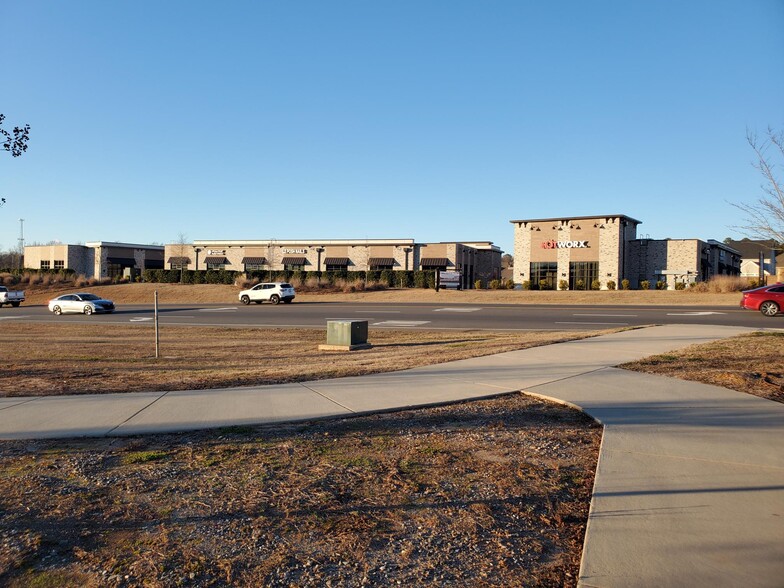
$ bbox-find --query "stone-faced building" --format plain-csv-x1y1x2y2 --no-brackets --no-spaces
510,214,741,289
164,238,502,289
24,242,164,279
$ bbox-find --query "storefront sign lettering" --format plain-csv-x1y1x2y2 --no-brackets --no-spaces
283,248,308,254
540,240,589,250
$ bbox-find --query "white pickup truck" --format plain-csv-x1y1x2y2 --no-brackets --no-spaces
0,285,25,307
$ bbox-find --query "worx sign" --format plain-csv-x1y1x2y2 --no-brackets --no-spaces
540,240,590,249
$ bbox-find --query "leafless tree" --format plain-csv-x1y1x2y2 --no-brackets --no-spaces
733,127,784,244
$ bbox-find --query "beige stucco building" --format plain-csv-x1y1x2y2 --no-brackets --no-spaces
511,214,740,289
24,242,164,279
164,238,502,288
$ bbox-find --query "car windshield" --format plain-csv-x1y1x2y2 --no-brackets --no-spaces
78,294,101,301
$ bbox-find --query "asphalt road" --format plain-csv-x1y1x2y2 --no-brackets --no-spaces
2,301,780,331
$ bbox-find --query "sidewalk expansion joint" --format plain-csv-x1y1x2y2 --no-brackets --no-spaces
105,391,171,436
0,397,39,412
298,383,357,414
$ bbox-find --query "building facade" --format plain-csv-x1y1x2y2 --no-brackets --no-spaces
511,214,741,289
164,239,502,288
24,242,164,279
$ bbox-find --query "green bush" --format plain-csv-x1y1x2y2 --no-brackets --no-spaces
621,279,630,290
538,279,550,290
674,281,686,290
606,280,616,290
505,279,515,289
640,280,650,290
474,279,483,290
656,280,667,290
379,270,394,287
522,280,531,290
489,279,501,290
575,279,585,290
590,279,601,290
558,279,569,291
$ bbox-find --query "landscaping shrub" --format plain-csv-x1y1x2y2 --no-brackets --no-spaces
606,280,616,290
558,279,569,291
590,279,601,291
505,279,515,289
474,279,483,290
489,279,501,290
640,280,650,290
521,280,531,290
674,281,686,290
575,279,585,290
621,279,630,290
655,280,667,290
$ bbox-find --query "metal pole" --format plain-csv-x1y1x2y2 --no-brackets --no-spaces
154,290,159,359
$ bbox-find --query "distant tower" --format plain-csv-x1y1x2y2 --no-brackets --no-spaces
18,218,24,270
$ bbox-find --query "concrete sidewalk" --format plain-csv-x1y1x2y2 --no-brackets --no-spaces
1,324,783,586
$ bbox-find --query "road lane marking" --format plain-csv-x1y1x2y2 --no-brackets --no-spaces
556,321,629,325
434,307,482,313
372,320,431,327
0,315,30,320
666,312,727,316
573,313,637,317
199,307,239,312
354,311,401,314
129,317,153,322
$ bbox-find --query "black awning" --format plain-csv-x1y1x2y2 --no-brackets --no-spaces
106,257,136,266
369,258,395,266
203,256,229,264
167,257,191,264
324,257,350,265
241,257,268,265
420,258,450,267
281,257,307,265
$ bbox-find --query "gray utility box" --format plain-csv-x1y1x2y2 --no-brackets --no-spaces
326,320,369,347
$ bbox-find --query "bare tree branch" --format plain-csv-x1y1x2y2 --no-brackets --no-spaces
0,114,31,157
731,127,784,244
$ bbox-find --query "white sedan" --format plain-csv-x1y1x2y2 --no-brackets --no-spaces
48,293,116,315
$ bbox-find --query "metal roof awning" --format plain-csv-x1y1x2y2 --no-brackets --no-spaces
167,257,191,264
106,257,136,266
420,258,451,267
368,258,395,266
203,256,229,264
241,257,268,264
324,257,351,265
281,257,307,265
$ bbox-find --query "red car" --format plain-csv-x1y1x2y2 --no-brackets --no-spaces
740,283,784,317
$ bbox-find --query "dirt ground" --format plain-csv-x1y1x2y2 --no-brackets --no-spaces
0,393,600,587
18,282,743,306
0,324,615,396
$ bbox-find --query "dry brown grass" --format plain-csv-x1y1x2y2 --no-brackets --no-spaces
0,393,600,587
622,331,784,403
0,323,615,396
18,281,745,306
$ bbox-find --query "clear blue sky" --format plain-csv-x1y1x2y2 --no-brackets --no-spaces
2,0,782,255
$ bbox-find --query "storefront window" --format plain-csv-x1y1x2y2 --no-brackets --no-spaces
40,261,51,270
54,260,65,270
530,262,557,290
569,262,598,290
284,263,305,271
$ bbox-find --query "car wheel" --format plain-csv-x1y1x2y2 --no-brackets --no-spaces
53,305,62,315
760,301,780,317
270,294,280,305
10,302,20,307
240,295,250,305
84,306,93,315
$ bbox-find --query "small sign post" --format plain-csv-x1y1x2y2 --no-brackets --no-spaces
154,290,160,359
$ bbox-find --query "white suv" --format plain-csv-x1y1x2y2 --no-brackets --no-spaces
239,282,296,305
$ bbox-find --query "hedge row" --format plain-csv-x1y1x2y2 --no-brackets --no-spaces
141,269,440,288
